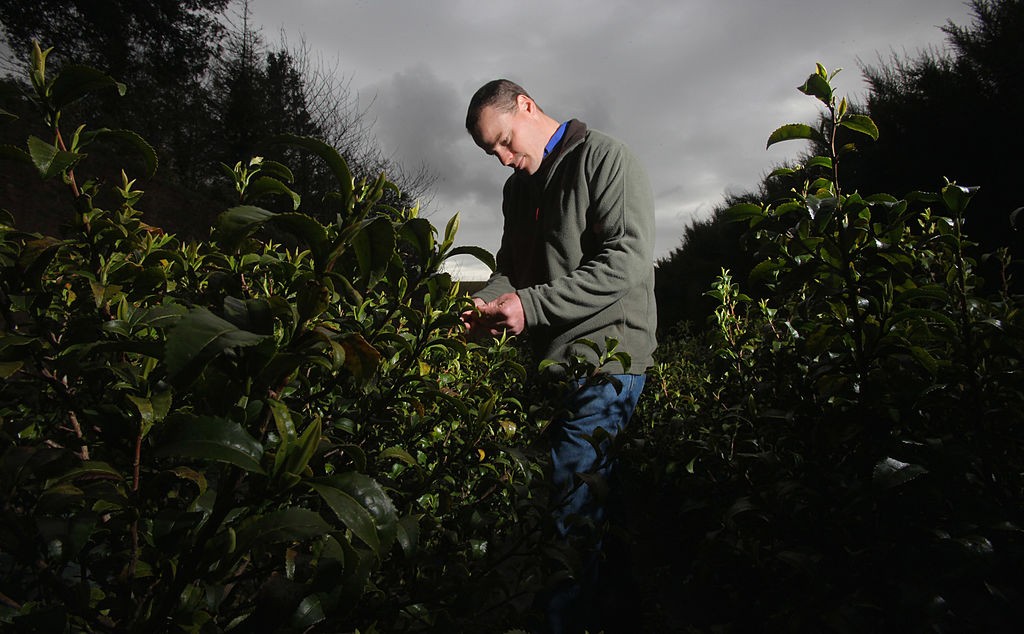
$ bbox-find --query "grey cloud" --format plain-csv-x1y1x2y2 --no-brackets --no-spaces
250,0,974,276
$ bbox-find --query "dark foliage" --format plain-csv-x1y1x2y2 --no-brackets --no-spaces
845,0,1024,276
629,63,1024,633
0,1,427,238
656,0,1024,333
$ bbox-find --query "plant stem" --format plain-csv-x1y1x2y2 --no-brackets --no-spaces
54,127,81,198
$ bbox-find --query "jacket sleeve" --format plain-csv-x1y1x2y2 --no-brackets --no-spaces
517,140,655,328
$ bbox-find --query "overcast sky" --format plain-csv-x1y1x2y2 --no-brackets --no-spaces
248,0,974,280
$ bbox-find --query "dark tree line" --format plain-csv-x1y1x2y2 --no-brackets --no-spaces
0,0,429,234
656,0,1024,332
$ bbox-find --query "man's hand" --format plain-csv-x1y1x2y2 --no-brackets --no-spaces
460,297,487,336
461,293,526,339
480,292,526,335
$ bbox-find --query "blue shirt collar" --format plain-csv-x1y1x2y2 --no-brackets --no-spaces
543,121,569,158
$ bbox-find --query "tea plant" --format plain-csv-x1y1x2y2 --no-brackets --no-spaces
0,43,551,633
626,64,1024,631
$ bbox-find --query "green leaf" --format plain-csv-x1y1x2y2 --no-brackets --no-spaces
396,514,420,556
0,360,24,378
235,508,332,547
215,205,274,250
872,457,927,489
47,64,126,109
290,594,326,629
283,418,321,478
444,245,496,272
127,395,156,437
766,124,825,149
245,176,300,209
805,156,833,170
255,159,294,183
134,303,189,330
352,216,396,288
442,213,460,252
27,135,85,179
45,461,124,487
310,473,397,557
223,296,274,334
399,217,435,255
889,308,958,331
78,128,157,177
798,72,833,105
724,203,764,222
164,307,272,381
155,414,265,474
378,445,416,467
268,398,297,447
804,324,840,357
748,258,783,283
0,144,32,165
18,236,64,288
908,345,939,375
941,183,976,215
838,114,879,141
768,166,796,178
170,466,208,496
271,134,353,206
339,333,381,386
267,212,328,252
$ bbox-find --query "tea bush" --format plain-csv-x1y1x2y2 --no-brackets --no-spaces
6,43,1024,634
0,44,554,633
627,65,1024,632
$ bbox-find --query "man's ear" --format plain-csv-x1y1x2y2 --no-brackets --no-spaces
517,94,534,113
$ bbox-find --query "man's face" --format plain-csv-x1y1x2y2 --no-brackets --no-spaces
472,96,547,175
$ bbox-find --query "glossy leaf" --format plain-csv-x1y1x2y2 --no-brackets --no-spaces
244,176,300,209
766,124,824,149
396,514,421,556
164,307,272,380
215,205,274,249
798,72,833,105
48,64,126,109
283,418,321,477
271,134,353,205
838,114,879,141
78,128,157,177
154,414,265,474
872,457,928,489
222,297,274,334
352,216,395,288
941,183,976,215
0,144,32,165
310,472,397,556
399,216,434,255
805,156,833,170
27,135,85,179
290,594,326,630
444,245,496,272
724,203,764,222
235,508,332,547
268,212,328,253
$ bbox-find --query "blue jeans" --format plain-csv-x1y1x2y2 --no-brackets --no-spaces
544,373,645,634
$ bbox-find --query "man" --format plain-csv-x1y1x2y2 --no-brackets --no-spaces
463,79,657,633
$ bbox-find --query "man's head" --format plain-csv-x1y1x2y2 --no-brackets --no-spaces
466,79,560,175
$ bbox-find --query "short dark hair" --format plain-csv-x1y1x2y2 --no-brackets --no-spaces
465,79,534,134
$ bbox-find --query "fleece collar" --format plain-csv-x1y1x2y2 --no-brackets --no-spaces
533,119,587,183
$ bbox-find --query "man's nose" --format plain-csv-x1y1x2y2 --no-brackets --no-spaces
496,148,514,166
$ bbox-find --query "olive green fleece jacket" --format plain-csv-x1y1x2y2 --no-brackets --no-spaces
474,119,657,374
